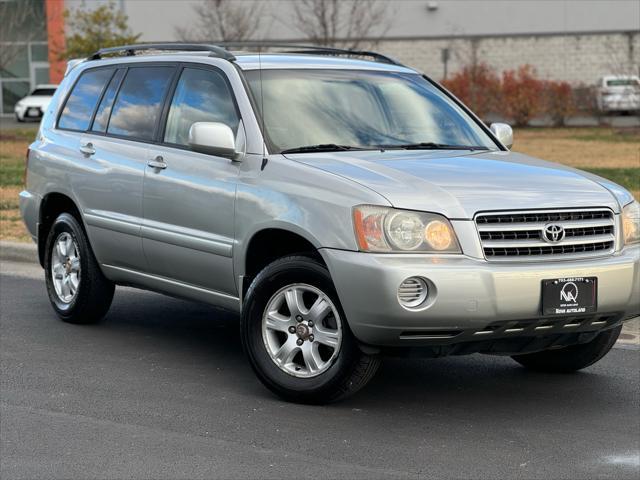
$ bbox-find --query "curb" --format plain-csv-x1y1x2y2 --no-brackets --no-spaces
0,241,38,264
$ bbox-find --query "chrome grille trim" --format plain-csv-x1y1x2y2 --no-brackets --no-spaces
475,208,616,261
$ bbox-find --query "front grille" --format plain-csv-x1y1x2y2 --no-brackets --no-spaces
475,208,616,261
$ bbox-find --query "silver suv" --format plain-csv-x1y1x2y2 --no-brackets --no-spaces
20,44,640,403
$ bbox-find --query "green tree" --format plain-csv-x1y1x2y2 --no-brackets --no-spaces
60,1,140,59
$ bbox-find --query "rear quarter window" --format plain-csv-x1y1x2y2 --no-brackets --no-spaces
58,68,114,131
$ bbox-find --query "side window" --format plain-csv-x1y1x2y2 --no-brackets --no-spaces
58,68,114,131
91,69,125,133
107,66,175,141
164,67,239,147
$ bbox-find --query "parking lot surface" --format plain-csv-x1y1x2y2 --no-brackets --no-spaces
1,262,639,479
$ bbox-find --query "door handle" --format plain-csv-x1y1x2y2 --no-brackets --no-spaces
79,142,95,156
147,156,167,170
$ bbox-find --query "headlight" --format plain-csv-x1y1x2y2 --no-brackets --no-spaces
622,200,640,245
353,205,461,253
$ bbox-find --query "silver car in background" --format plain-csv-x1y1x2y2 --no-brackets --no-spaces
597,75,640,113
20,44,640,403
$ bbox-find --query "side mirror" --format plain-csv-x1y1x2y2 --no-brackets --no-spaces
188,122,239,159
490,123,513,150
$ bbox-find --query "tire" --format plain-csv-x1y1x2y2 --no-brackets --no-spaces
44,212,114,324
511,325,622,373
241,255,380,404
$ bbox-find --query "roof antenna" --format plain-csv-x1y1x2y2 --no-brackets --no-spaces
258,48,268,171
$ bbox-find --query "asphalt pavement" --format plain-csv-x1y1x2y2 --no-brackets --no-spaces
1,261,639,479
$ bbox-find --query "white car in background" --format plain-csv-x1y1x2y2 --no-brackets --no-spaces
597,75,640,113
14,84,58,122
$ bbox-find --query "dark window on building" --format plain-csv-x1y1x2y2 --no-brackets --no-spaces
91,69,125,133
107,66,175,141
2,81,30,113
164,68,239,147
58,68,113,131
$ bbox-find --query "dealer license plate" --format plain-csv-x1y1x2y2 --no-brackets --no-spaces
541,277,597,316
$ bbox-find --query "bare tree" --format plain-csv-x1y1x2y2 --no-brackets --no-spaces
0,0,45,71
292,0,390,49
176,0,264,42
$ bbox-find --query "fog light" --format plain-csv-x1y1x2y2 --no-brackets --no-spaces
398,277,428,309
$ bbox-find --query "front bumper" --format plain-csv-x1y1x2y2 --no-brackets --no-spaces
321,247,640,347
14,104,43,120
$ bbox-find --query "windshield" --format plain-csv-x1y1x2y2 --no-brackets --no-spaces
245,69,498,153
30,88,56,96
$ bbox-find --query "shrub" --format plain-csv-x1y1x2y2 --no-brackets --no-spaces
572,84,599,114
441,63,501,120
543,80,575,126
500,65,545,126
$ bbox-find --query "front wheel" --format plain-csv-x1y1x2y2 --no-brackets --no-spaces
511,325,622,372
241,255,380,404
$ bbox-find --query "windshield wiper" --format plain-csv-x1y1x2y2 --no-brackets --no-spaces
280,144,366,154
380,142,489,151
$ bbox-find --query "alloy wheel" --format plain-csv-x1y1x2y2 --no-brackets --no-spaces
50,232,81,304
262,283,342,378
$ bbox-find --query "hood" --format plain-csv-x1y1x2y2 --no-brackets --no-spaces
18,95,52,107
286,149,621,218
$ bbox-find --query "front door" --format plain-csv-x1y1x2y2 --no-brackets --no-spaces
141,65,242,296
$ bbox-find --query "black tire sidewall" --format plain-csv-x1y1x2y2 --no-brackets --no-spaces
44,213,97,321
241,257,361,401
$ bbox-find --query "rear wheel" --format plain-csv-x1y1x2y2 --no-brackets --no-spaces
44,213,114,324
511,326,621,372
241,255,380,404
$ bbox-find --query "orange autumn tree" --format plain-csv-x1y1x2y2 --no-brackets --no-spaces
441,63,500,120
501,65,545,126
543,80,576,127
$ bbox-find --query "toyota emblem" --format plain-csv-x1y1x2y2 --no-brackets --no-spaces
543,224,565,243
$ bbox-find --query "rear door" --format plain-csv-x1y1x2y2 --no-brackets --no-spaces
142,65,241,296
56,66,149,270
76,64,176,270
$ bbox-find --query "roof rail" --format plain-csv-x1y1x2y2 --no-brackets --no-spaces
87,43,235,61
218,42,404,66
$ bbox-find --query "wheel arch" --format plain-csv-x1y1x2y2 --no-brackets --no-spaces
37,192,83,267
239,226,326,299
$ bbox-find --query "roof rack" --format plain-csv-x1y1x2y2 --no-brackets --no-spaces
87,43,235,61
86,41,403,67
218,42,404,66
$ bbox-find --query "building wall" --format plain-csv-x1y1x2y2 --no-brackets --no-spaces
61,0,640,86
114,0,640,45
379,32,640,84
45,0,66,84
